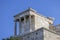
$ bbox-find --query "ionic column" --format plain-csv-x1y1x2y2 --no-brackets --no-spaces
29,15,31,30
19,18,21,35
14,20,17,36
24,16,26,33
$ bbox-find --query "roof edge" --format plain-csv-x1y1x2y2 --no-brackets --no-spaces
14,8,37,17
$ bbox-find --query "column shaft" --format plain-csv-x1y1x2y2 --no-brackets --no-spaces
24,16,26,32
29,15,31,31
19,18,21,35
14,21,17,36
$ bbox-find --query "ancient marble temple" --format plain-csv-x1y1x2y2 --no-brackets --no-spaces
8,8,60,40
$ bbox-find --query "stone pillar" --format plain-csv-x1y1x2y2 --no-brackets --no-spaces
24,16,26,33
19,18,21,35
29,15,31,31
14,20,17,36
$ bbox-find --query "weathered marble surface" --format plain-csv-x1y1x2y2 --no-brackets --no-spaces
15,28,60,40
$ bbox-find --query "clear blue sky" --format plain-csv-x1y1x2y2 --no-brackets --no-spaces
0,0,60,40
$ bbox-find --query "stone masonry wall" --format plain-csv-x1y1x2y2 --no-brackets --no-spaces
44,29,60,40
22,28,43,40
17,28,60,40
